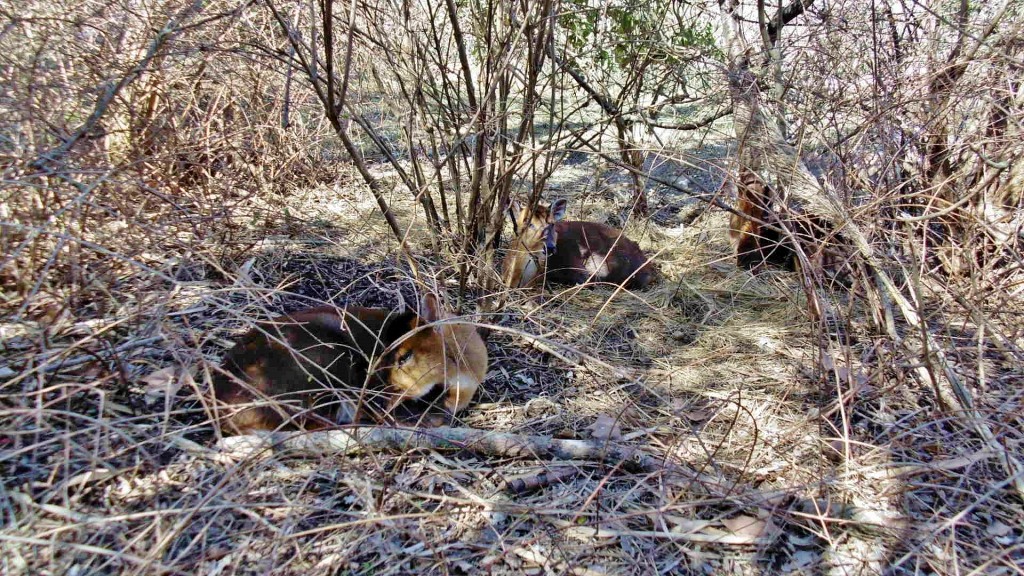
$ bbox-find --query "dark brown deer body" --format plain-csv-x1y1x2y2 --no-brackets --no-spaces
546,221,655,289
503,199,655,290
212,295,487,434
730,169,796,271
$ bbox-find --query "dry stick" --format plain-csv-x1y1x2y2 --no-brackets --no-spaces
317,3,404,245
550,49,648,213
29,1,204,171
0,336,164,381
263,0,417,277
216,426,733,496
443,0,486,255
501,465,581,494
643,106,733,131
483,322,634,380
0,296,160,382
846,221,1024,501
0,535,180,575
345,110,438,234
744,140,1024,499
724,20,1024,499
550,520,760,546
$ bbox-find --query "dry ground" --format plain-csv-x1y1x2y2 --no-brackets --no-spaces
2,151,1022,576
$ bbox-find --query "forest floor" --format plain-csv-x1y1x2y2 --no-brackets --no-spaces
2,129,1021,575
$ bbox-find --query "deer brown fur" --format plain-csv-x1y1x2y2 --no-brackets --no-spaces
212,294,487,434
502,199,566,289
729,169,797,271
503,199,655,290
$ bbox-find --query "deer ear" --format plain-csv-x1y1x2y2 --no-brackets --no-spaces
507,201,523,221
549,199,567,221
420,293,444,324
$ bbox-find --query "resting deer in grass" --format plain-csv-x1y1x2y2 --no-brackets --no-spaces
212,294,487,434
730,169,807,272
502,199,656,290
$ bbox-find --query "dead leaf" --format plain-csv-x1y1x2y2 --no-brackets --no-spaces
513,546,550,567
587,413,622,441
103,401,134,416
986,520,1012,537
835,365,850,382
143,367,184,403
820,351,836,372
780,549,818,571
683,409,711,422
788,532,817,547
570,567,608,576
670,399,711,422
721,515,767,539
234,257,256,286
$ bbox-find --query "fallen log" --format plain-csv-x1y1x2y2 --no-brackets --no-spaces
217,426,734,495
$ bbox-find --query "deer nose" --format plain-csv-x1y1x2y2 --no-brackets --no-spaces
543,227,557,253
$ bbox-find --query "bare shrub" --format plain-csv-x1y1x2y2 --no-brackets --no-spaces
2,0,1022,574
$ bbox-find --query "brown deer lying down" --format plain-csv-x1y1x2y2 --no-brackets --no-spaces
729,169,797,271
212,294,487,434
503,199,655,290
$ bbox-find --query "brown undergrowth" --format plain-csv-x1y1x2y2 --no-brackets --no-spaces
3,0,1022,572
4,167,1022,575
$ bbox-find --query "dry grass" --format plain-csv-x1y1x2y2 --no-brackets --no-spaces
2,3,1022,570
4,151,1022,575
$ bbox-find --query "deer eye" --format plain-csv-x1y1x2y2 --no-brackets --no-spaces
396,350,414,367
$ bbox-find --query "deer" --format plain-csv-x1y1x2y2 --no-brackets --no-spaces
729,169,797,272
502,199,656,290
211,294,488,434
